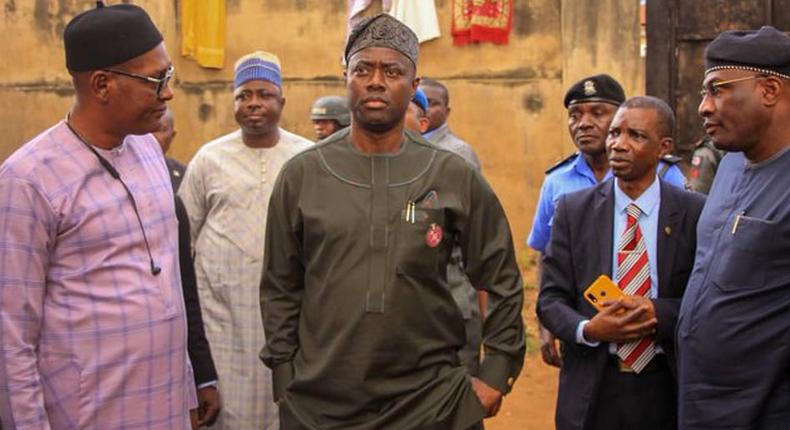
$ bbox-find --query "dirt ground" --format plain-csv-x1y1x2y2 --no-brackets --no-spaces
486,353,558,430
486,265,559,430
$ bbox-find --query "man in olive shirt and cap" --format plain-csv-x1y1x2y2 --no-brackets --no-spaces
260,13,525,430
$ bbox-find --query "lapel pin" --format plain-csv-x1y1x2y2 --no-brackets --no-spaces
664,226,672,236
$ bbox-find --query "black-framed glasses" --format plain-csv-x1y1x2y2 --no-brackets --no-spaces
699,75,761,98
104,65,175,97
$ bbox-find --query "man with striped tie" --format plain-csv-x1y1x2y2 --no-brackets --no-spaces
537,96,705,430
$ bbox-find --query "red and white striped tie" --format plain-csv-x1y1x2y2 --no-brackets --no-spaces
615,203,655,373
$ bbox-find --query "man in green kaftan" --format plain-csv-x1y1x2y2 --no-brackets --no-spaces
260,14,525,430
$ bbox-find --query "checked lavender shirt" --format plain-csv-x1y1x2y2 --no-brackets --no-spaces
0,122,196,429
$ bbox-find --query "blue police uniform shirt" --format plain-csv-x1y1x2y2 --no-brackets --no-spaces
528,153,686,253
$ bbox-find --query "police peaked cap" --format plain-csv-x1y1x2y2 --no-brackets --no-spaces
564,74,626,108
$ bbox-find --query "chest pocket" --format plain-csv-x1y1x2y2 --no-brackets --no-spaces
711,214,777,291
395,208,445,277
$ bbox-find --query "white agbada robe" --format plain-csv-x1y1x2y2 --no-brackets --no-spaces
179,128,311,430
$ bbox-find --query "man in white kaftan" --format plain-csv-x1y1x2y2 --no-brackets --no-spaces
179,51,312,430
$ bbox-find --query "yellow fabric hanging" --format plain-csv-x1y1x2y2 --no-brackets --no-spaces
181,0,226,69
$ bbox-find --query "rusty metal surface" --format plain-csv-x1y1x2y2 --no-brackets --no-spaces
677,0,766,38
675,41,708,156
646,0,675,108
771,0,790,26
648,0,790,160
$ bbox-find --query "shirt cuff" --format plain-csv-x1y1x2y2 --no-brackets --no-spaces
576,320,600,347
196,380,218,390
271,361,294,402
477,352,520,395
526,233,547,254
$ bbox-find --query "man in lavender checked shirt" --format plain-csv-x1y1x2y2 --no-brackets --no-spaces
0,3,196,429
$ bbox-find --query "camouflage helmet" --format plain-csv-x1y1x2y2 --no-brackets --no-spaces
310,95,351,127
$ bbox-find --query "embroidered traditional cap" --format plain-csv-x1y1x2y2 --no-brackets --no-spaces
705,26,790,79
310,95,351,126
411,87,428,113
234,51,282,89
64,2,163,72
563,74,626,108
345,13,419,66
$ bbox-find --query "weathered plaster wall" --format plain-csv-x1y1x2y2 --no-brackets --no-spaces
561,0,643,97
0,0,641,257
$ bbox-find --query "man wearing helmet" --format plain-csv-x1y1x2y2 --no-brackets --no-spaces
310,95,351,140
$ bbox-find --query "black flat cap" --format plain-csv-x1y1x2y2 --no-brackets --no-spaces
563,74,625,108
705,26,790,79
345,13,419,66
64,2,163,72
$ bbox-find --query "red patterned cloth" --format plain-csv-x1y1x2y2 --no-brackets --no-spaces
452,0,513,45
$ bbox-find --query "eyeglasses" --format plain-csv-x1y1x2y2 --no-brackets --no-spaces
699,75,761,98
103,65,175,98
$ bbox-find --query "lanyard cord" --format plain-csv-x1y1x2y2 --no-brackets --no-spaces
64,119,161,276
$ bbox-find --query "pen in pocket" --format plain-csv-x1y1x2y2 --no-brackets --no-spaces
404,200,416,223
731,211,744,235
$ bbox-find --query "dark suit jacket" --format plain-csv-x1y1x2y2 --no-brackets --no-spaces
166,157,186,192
536,179,705,430
175,190,218,386
167,156,218,384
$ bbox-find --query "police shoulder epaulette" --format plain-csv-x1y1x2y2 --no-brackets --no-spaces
661,154,682,164
545,153,578,174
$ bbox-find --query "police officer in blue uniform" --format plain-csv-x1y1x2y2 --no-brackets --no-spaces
530,74,687,367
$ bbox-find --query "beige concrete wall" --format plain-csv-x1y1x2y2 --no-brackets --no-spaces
561,0,644,149
0,0,640,257
562,0,643,94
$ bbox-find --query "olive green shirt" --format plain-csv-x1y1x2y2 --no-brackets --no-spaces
689,139,724,195
260,129,525,429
